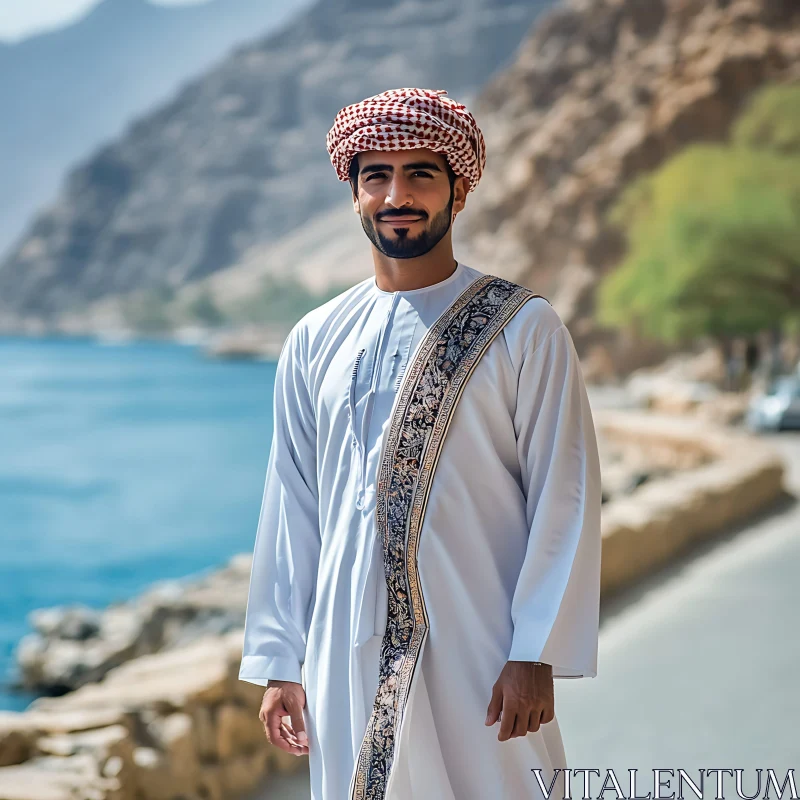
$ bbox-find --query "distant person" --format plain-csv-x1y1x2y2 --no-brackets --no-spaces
239,87,602,800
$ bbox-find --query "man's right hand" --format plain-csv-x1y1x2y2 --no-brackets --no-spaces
259,679,309,756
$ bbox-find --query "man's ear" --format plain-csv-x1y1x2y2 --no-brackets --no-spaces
352,188,361,215
452,176,470,216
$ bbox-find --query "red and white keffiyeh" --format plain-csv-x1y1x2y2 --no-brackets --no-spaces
326,88,486,192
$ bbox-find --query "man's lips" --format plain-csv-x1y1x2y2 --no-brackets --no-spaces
378,217,425,224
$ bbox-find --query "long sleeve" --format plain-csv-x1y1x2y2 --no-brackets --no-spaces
506,321,602,678
239,324,321,687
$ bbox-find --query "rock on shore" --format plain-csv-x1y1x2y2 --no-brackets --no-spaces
0,630,307,800
12,556,253,695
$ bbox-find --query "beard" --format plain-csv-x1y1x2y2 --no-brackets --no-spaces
359,187,454,260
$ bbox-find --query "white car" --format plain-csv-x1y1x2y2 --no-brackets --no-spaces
745,375,800,432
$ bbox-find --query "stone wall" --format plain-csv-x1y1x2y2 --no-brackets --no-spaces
597,410,786,595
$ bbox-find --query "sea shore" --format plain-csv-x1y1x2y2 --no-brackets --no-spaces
0,409,787,800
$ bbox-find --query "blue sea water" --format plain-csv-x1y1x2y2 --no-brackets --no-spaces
0,336,277,711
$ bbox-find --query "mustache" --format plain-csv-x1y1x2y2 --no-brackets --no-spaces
376,210,428,221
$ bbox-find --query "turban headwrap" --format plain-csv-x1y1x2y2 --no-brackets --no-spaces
326,87,486,192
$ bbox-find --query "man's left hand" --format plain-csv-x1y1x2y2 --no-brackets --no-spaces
485,660,554,741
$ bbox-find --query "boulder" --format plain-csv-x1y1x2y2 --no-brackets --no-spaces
215,703,264,761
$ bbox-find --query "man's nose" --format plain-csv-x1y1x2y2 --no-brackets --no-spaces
384,174,413,208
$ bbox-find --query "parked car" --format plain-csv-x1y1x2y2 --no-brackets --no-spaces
745,374,800,432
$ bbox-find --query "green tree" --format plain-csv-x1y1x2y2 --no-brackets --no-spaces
597,143,800,350
732,82,800,155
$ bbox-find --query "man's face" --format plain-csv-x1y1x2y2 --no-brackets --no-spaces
351,148,468,260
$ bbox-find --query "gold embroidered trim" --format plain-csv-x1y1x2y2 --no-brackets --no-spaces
349,275,545,800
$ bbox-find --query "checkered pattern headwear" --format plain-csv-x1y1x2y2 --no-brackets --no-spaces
326,87,486,192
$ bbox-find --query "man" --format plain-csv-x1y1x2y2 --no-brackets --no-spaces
239,87,602,800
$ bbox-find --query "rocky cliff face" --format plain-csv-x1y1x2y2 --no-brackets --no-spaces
0,0,305,262
0,0,552,321
459,0,800,374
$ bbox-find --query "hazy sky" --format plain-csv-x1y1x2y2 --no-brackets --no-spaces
0,0,208,42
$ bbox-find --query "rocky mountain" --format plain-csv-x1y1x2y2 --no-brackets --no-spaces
0,0,307,263
459,0,800,374
0,0,553,325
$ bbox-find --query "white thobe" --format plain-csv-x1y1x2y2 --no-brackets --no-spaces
239,261,602,800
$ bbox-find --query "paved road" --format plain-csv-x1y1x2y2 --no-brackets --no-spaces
252,431,800,798
556,430,800,779
250,770,310,800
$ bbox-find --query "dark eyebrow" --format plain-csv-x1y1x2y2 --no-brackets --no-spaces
359,161,443,176
402,161,443,172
